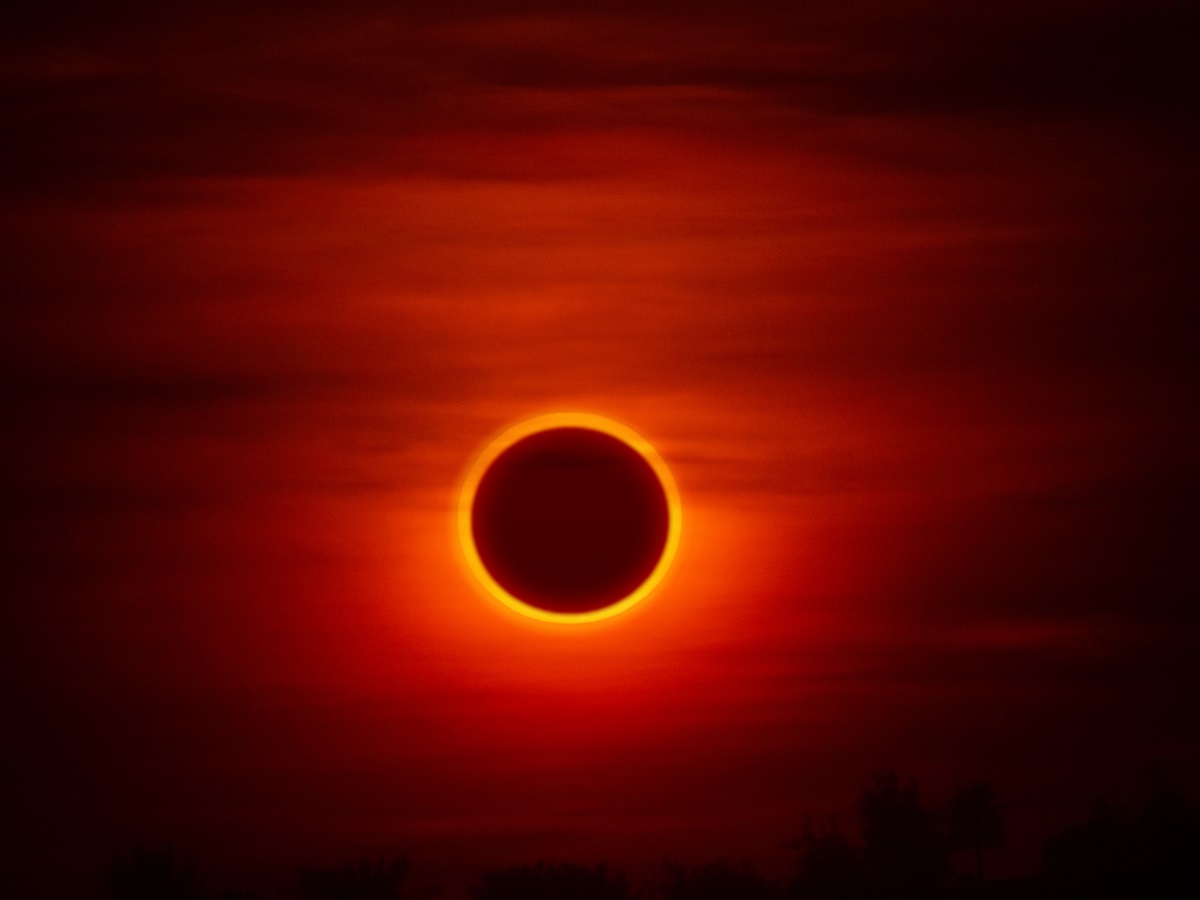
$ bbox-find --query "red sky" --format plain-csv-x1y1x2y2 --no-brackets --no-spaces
3,2,1198,896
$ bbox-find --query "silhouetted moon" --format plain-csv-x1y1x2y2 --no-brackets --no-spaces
459,414,680,623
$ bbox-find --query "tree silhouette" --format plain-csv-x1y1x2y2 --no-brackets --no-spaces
1043,799,1137,899
1139,773,1200,899
789,817,865,900
659,860,772,900
857,768,945,900
106,845,201,900
470,861,635,900
1043,778,1200,900
297,856,408,900
948,782,1004,883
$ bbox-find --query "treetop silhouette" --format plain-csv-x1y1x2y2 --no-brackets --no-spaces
470,861,636,900
948,782,1004,883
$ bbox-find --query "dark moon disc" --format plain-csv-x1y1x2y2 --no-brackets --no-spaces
470,427,670,614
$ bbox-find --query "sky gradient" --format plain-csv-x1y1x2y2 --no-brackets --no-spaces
3,2,1198,896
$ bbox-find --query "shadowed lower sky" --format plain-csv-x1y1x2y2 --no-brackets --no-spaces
3,1,1198,896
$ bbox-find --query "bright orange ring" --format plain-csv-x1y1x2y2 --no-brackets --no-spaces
457,413,681,624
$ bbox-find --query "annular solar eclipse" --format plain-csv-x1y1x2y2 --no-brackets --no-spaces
458,414,681,623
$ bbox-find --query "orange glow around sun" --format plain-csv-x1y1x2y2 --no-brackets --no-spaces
456,413,682,624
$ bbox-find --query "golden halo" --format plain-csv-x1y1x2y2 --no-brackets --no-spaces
457,413,681,624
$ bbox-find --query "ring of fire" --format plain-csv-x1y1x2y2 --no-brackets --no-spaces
458,413,681,623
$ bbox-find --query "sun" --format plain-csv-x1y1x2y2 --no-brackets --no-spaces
457,413,681,624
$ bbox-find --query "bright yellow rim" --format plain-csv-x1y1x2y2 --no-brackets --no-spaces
457,413,681,624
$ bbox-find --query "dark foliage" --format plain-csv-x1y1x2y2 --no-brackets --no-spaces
858,768,947,900
297,856,408,900
470,861,636,900
1043,779,1200,900
98,768,1200,900
949,783,1004,883
106,846,202,900
790,818,865,900
659,860,773,900
789,769,956,899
